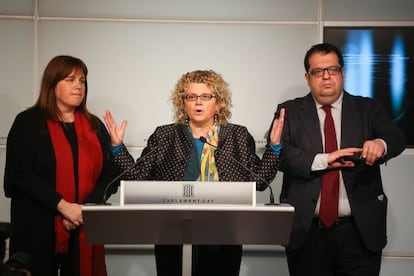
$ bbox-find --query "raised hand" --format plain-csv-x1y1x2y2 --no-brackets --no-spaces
269,108,285,145
103,110,128,146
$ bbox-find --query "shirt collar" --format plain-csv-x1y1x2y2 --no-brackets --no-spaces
314,91,344,110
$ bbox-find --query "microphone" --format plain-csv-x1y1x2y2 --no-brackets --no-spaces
99,144,159,205
199,136,277,206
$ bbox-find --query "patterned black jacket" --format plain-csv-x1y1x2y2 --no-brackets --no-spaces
115,123,280,191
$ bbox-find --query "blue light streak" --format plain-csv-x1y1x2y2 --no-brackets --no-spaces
390,33,405,118
344,30,374,98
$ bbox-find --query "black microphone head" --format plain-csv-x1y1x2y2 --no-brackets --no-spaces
199,136,207,143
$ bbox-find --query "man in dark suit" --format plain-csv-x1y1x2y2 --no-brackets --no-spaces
271,43,406,276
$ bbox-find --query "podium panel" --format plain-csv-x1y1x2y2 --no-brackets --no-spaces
83,182,294,276
82,204,294,245
120,181,256,206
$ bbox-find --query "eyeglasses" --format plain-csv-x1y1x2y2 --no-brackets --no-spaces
184,93,216,102
308,66,342,77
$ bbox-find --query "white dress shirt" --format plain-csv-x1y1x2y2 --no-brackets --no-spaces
311,93,352,217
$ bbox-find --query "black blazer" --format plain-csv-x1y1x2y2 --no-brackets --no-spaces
274,92,406,252
114,123,280,191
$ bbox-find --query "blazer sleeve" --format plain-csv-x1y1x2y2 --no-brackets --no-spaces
4,111,62,210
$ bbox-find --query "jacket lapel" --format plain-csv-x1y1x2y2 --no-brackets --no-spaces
340,92,361,148
299,94,324,153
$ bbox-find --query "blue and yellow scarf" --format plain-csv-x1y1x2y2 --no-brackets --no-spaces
200,124,220,182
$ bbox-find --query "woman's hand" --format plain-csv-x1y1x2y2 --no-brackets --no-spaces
57,199,83,227
103,110,128,146
62,218,77,231
269,108,285,145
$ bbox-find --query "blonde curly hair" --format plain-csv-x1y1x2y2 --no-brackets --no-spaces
171,69,232,125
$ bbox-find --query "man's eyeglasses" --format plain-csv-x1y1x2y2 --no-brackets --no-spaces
308,66,342,77
184,94,216,102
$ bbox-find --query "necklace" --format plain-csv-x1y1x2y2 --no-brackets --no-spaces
59,113,75,122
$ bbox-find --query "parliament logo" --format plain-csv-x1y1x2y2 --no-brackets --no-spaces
183,184,194,197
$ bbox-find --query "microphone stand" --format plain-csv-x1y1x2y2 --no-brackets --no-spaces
100,164,132,205
199,137,278,206
99,145,159,205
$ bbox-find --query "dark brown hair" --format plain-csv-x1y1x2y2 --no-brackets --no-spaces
304,43,344,73
33,55,99,130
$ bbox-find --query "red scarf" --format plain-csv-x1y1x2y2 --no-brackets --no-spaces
48,112,107,276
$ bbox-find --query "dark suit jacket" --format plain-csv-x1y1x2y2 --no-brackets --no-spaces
114,123,280,191
274,91,406,252
3,107,116,275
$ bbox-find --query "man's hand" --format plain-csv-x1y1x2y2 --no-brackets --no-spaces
328,147,363,168
361,139,385,165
